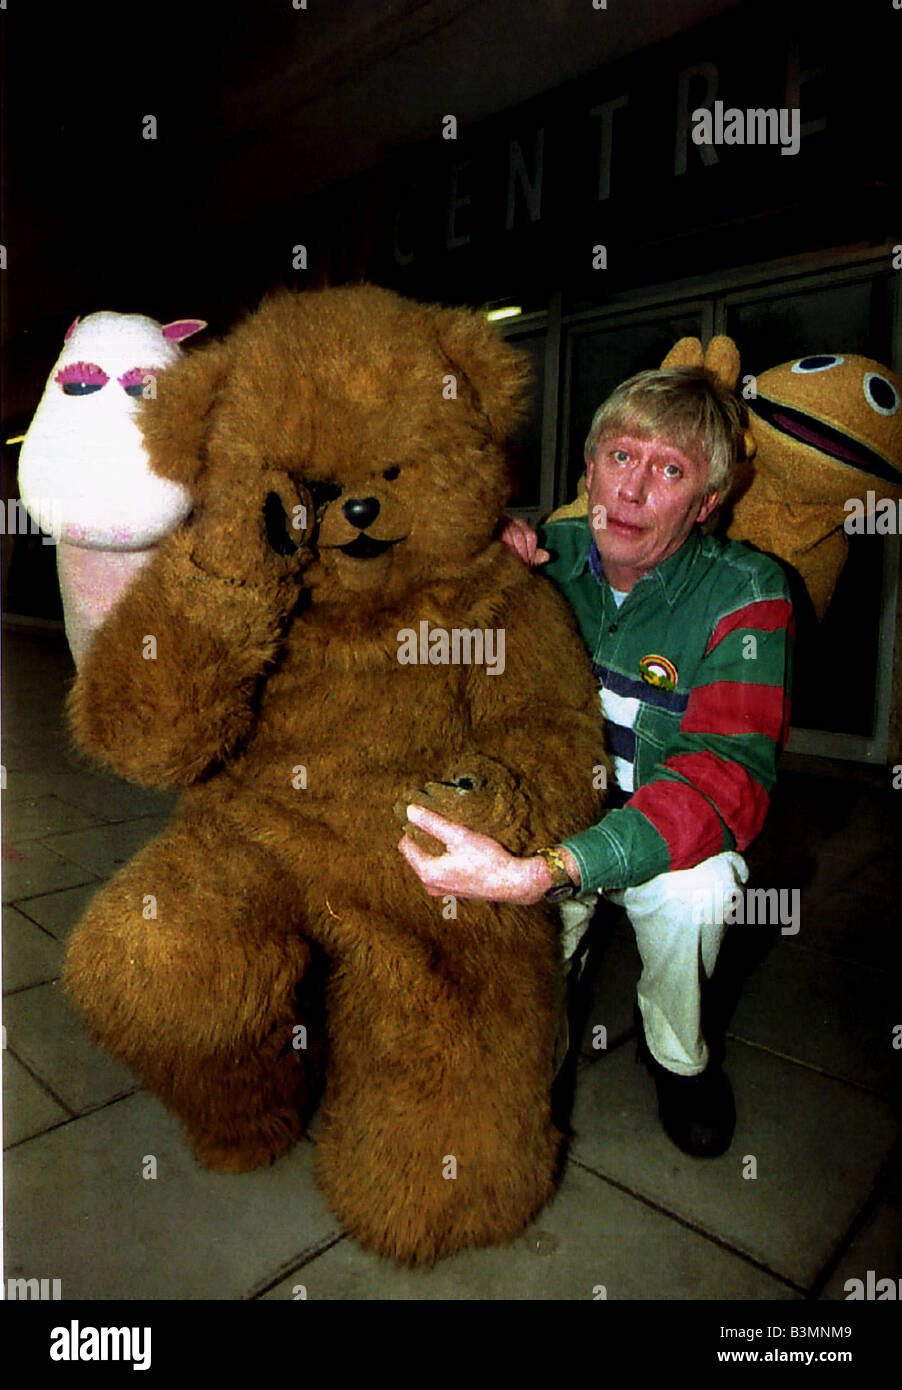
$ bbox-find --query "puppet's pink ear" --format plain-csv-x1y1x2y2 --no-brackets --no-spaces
161,319,207,342
64,316,81,341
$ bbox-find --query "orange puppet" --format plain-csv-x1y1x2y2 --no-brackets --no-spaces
725,353,902,619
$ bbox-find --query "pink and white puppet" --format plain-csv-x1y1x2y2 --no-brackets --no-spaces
18,312,205,666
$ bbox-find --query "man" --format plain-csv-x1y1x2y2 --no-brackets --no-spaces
400,363,794,1157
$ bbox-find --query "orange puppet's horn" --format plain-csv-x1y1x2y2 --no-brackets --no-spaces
661,335,740,390
661,335,753,459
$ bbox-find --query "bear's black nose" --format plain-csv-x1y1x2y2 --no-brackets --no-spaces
343,496,381,531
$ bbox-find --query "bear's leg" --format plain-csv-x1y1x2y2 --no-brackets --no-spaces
63,814,326,1172
314,905,563,1264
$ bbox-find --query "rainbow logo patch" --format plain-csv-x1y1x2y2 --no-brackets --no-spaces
639,654,678,691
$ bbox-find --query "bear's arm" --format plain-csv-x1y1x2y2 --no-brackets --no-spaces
463,574,608,848
66,530,300,788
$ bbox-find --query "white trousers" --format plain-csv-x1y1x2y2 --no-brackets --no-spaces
559,851,749,1077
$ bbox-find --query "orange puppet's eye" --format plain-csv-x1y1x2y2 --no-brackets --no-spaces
791,355,844,374
863,373,900,417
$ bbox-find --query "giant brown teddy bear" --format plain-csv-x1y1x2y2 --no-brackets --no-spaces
63,284,607,1265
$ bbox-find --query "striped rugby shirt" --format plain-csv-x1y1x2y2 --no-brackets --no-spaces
537,516,794,894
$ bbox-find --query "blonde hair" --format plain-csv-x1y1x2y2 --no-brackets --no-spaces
584,366,745,495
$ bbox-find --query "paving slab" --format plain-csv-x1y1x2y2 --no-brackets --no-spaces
3,980,138,1113
3,1092,341,1300
726,943,899,1096
777,886,900,973
2,904,64,992
819,1202,902,1301
841,846,902,912
1,840,100,903
3,1051,71,1147
11,883,102,943
39,815,173,880
260,1159,799,1301
0,744,84,777
2,793,107,841
569,1040,899,1290
746,777,898,902
1,767,177,823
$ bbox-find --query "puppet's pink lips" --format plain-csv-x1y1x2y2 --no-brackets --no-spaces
752,396,902,486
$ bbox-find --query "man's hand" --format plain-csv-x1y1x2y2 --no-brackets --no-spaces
498,517,550,568
398,804,552,905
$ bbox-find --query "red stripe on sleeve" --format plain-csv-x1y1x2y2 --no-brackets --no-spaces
665,751,770,848
682,681,788,741
628,779,726,871
706,599,794,654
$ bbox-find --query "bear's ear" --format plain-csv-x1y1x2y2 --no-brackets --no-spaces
432,307,531,441
138,341,231,486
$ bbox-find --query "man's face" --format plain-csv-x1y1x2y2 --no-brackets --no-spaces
586,430,720,590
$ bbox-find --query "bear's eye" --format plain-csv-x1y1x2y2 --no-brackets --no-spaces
307,480,343,509
382,465,401,481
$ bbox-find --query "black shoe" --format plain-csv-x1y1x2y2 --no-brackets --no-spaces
634,1006,735,1158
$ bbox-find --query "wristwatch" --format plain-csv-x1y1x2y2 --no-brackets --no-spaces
534,847,577,903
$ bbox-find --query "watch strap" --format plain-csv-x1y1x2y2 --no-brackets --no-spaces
535,847,577,902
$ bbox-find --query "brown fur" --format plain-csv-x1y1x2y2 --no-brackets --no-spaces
63,284,607,1264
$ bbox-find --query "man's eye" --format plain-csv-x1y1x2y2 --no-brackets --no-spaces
613,449,630,464
662,463,682,479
